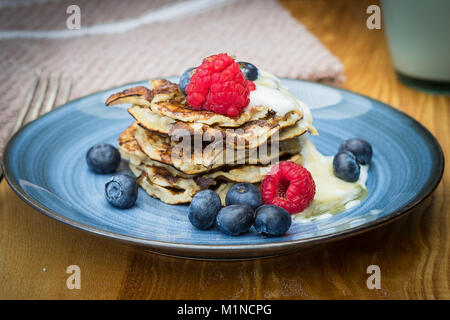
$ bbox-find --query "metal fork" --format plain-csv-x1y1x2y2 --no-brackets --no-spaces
0,73,72,182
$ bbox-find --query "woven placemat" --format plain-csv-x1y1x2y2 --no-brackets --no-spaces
0,0,344,155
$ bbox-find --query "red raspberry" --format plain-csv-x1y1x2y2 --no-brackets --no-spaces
185,53,255,117
261,161,316,214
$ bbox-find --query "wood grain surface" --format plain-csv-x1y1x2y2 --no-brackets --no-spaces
0,0,449,299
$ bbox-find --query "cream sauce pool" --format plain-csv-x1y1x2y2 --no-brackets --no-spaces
295,136,368,220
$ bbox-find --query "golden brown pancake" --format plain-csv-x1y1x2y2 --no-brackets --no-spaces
106,79,274,128
131,124,302,175
129,104,303,149
129,155,302,205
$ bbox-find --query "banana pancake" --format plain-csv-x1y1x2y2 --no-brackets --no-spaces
136,172,199,204
133,153,302,189
117,122,148,165
136,174,234,205
203,154,302,183
131,163,230,205
129,154,302,204
130,163,202,191
118,123,197,178
106,79,273,128
128,104,303,149
132,125,302,175
119,122,304,172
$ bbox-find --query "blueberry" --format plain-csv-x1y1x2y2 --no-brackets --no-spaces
225,183,262,210
254,205,292,237
179,67,196,95
105,174,138,209
188,190,222,230
333,151,360,182
86,144,121,174
339,138,373,165
216,205,254,236
237,62,258,81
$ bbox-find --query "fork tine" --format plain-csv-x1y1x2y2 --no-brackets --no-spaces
27,73,49,121
9,74,40,137
41,73,62,114
59,75,72,105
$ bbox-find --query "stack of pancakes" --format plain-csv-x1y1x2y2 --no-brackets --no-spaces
106,79,313,204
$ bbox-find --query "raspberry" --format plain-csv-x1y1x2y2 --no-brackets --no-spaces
185,53,255,117
261,161,316,214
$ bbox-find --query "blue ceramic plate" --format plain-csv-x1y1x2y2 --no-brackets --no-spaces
2,78,444,259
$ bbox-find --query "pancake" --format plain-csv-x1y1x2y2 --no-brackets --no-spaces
119,124,196,178
128,105,176,136
135,164,202,191
136,172,199,204
106,79,274,127
203,154,303,183
131,163,230,205
132,124,302,175
119,121,304,171
117,122,148,165
129,153,302,205
133,152,302,188
129,104,303,149
276,120,308,141
135,175,233,205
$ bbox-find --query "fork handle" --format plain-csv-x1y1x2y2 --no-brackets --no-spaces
10,77,40,137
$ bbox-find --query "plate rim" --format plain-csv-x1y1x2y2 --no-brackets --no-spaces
1,78,445,255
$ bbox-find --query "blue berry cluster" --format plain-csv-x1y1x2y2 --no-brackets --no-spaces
86,143,138,209
333,138,373,182
189,183,291,237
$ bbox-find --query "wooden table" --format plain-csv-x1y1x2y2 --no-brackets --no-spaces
0,0,448,299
